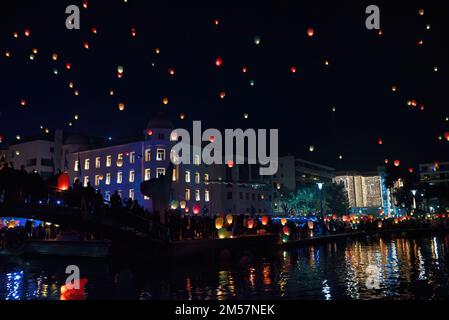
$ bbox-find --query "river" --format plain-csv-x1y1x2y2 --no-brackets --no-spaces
1,233,449,300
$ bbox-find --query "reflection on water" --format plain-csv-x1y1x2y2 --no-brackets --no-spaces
2,234,449,300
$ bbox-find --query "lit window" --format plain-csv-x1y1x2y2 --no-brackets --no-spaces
145,149,151,162
105,191,111,202
156,168,166,178
205,190,210,202
74,161,79,172
117,172,123,184
145,169,151,181
95,175,101,187
172,168,178,182
129,189,135,201
118,190,122,198
83,176,89,187
129,170,135,183
194,155,201,166
156,149,166,161
144,196,150,200
106,156,112,167
95,157,101,169
195,190,201,201
185,171,191,183
106,173,111,185
204,174,210,183
130,152,136,164
117,153,124,167
84,159,90,170
185,189,191,201
195,172,201,184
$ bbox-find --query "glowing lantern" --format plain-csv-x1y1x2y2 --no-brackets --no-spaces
227,160,235,168
209,136,216,143
146,129,153,136
226,214,233,225
193,204,201,215
169,68,175,76
392,85,397,92
408,168,414,173
60,279,88,301
185,207,190,213
308,221,314,230
218,228,227,239
253,36,261,45
215,57,224,67
171,200,179,210
242,66,248,73
20,99,27,107
219,91,226,99
332,214,337,220
281,235,289,243
180,201,186,209
378,138,383,145
118,103,125,112
307,28,315,37
261,216,269,226
291,66,297,74
281,218,287,226
283,226,290,236
247,218,255,229
8,220,17,229
82,0,88,9
131,27,137,37
309,145,315,152
83,42,90,49
419,9,425,16
444,132,449,141
117,158,124,167
215,217,224,230
66,63,72,70
58,173,70,191
180,114,186,120
394,160,401,167
91,27,97,34
378,221,383,229
163,98,169,105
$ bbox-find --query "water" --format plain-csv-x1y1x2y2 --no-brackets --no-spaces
1,234,449,300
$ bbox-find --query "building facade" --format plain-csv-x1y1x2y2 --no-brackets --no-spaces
419,161,449,185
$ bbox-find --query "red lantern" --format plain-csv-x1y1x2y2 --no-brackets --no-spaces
283,226,290,236
215,57,224,67
66,63,72,70
131,27,137,37
60,278,88,301
378,138,383,145
261,216,269,226
408,168,414,173
307,28,315,37
193,204,201,215
247,218,255,229
58,173,70,191
394,160,401,167
290,66,297,74
444,132,449,141
227,160,235,168
332,214,337,220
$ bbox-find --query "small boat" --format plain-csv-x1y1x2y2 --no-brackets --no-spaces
19,238,111,258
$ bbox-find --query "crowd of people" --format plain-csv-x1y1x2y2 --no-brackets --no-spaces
0,220,60,250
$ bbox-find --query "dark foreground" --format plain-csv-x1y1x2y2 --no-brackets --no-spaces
1,232,449,300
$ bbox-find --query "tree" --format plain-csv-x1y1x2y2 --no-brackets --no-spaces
324,183,349,216
279,187,320,216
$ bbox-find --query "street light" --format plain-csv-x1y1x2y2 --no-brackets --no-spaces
411,190,417,210
317,183,324,218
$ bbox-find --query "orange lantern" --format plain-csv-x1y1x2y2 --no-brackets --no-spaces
261,216,269,226
283,226,290,236
308,221,314,230
281,218,287,226
58,173,70,191
215,217,224,230
61,278,88,301
444,132,449,141
247,218,255,229
394,160,401,167
307,28,315,37
226,214,233,225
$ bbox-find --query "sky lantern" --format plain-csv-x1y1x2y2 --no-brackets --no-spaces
82,0,88,9
20,99,27,107
214,19,220,26
58,173,70,191
394,160,401,167
5,51,11,58
219,91,226,100
444,132,449,141
131,27,137,37
91,27,98,34
180,114,185,120
242,66,248,73
215,217,224,230
66,63,72,70
193,204,201,215
0,136,3,144
281,218,287,226
408,168,414,173
52,53,58,61
24,29,31,37
215,57,224,68
309,145,315,152
419,9,425,16
83,41,90,49
307,28,315,37
254,36,262,45
226,214,233,225
291,66,297,74
163,98,169,105
283,226,290,236
261,216,269,226
13,31,19,38
118,103,125,111
146,129,153,136
308,221,314,230
227,160,234,168
155,48,161,54
247,218,255,229
171,200,179,210
391,85,397,92
378,138,383,145
169,68,175,76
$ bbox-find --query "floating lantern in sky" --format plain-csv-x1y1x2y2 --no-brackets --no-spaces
163,98,169,105
417,40,424,46
117,66,124,74
66,63,72,70
261,216,269,226
391,85,397,92
169,68,175,76
444,132,449,141
109,90,115,96
394,160,401,167
215,57,224,67
13,32,19,38
419,9,425,16
32,48,38,54
29,54,35,61
249,80,256,87
227,160,235,168
244,113,249,119
307,28,315,37
254,36,262,45
309,145,315,152
433,66,439,72
242,66,248,73
131,27,137,37
338,155,343,160
215,217,224,230
408,168,415,173
74,114,79,121
378,138,383,145
290,66,297,74
426,24,431,30
20,99,27,107
5,51,11,58
24,29,31,37
83,0,88,9
226,214,233,225
118,103,125,111
219,91,226,100
91,27,98,34
155,48,161,54
83,42,90,49
214,19,220,26
180,114,185,120
52,53,58,61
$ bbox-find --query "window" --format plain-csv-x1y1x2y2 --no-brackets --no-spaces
195,172,201,184
84,159,90,170
194,155,201,166
105,191,111,202
95,175,101,187
204,174,210,183
145,149,151,162
106,173,111,185
117,154,124,167
156,149,166,161
74,160,80,172
156,168,166,178
145,169,151,181
96,157,101,169
129,189,135,201
205,190,210,202
118,190,122,198
172,168,178,182
185,189,191,201
84,176,89,187
106,156,112,167
130,152,136,164
129,170,135,183
195,190,201,201
117,172,123,184
185,171,191,183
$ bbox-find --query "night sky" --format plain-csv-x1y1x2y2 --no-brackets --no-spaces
1,0,448,172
